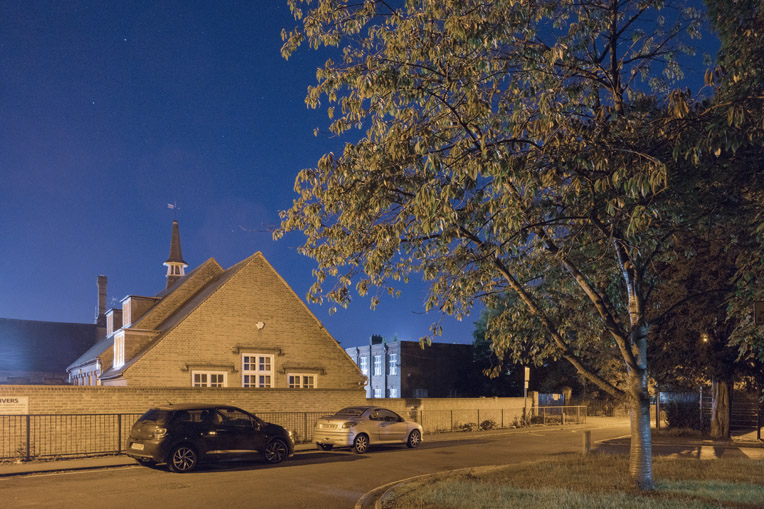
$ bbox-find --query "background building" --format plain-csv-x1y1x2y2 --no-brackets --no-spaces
345,335,475,398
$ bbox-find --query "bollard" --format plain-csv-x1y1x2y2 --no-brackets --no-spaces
582,430,591,455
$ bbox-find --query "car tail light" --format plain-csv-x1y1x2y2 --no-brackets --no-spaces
153,427,168,439
341,421,356,429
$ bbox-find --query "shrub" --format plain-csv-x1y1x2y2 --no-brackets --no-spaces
479,419,496,431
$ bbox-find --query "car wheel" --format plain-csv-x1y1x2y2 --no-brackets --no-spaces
352,434,369,454
167,444,198,473
264,438,289,464
317,443,334,451
406,429,422,449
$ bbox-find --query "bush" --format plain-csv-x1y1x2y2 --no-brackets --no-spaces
479,419,496,431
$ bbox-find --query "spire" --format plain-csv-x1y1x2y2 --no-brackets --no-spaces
163,220,188,288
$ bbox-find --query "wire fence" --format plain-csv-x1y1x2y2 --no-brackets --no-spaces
0,406,587,461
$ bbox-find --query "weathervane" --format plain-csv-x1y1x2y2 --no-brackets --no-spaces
167,202,179,220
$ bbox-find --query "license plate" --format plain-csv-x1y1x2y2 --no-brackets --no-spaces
131,443,144,450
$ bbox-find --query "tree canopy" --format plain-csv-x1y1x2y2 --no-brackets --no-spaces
277,0,763,489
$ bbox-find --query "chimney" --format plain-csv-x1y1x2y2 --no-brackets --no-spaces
96,275,107,327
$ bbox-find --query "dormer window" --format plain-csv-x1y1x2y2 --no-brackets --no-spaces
114,332,125,369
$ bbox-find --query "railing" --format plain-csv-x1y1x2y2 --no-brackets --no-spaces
0,406,587,461
417,406,587,433
0,413,143,461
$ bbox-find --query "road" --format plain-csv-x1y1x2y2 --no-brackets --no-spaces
0,420,687,509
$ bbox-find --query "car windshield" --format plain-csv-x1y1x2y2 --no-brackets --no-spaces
334,407,366,417
138,409,171,425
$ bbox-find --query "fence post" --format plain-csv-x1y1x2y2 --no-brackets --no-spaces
582,430,591,455
117,414,122,453
450,410,453,431
477,409,480,427
304,413,308,443
26,415,31,461
699,386,704,436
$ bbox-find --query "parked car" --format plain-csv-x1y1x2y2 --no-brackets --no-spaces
314,406,423,454
126,403,294,472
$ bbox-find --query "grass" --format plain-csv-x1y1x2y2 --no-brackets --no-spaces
380,454,764,508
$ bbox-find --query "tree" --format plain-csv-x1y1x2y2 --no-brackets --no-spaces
649,225,745,438
278,0,723,489
702,0,764,374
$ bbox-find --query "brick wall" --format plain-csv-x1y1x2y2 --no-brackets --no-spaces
0,385,367,414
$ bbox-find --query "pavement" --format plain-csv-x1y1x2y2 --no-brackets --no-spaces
0,420,760,479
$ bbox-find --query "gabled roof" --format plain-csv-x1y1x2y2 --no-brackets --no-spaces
100,254,254,379
0,318,100,374
67,258,224,372
67,333,114,371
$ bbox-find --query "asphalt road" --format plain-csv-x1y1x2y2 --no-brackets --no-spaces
0,420,642,509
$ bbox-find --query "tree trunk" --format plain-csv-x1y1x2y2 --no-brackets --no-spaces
627,373,654,490
627,322,654,490
710,378,731,439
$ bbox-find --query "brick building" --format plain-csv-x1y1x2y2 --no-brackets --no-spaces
345,336,475,398
67,220,365,390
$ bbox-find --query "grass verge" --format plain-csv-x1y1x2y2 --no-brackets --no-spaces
380,454,764,508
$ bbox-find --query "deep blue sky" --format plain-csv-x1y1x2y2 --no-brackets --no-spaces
0,1,480,349
0,1,718,350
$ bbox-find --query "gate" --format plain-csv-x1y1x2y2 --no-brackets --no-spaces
728,391,763,440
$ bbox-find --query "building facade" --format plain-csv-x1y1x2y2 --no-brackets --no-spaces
66,220,365,390
345,336,475,398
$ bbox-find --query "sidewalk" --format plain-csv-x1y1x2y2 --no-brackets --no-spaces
0,442,319,477
1,422,760,478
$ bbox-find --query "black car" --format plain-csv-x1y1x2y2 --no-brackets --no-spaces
126,404,294,472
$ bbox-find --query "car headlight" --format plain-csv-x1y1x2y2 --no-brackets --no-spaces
341,421,356,429
152,428,167,439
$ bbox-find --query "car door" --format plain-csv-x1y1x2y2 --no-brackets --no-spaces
215,407,266,454
376,409,409,442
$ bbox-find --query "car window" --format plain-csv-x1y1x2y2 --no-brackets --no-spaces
138,409,171,425
335,407,365,417
172,410,192,423
377,409,402,422
218,408,253,428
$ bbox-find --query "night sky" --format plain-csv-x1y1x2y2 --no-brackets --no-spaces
0,1,479,349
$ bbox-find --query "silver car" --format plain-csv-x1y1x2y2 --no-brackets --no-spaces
314,406,423,454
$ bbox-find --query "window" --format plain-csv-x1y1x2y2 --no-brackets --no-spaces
288,373,317,388
113,333,125,368
373,355,382,376
192,371,227,387
373,388,383,398
389,353,398,375
413,388,429,398
242,354,274,388
359,356,368,376
389,388,398,398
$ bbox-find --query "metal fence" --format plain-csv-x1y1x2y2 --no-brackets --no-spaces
1,406,587,461
414,405,586,432
0,413,143,461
